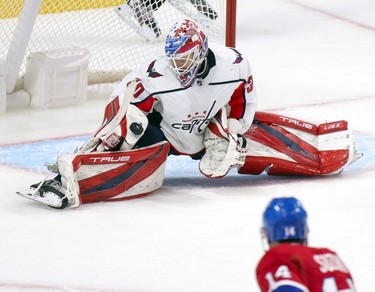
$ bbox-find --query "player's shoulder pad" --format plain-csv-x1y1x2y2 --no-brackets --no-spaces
136,54,183,92
137,54,164,76
210,43,251,77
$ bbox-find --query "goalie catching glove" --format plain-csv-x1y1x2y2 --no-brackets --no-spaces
78,81,148,153
199,108,247,178
96,104,148,152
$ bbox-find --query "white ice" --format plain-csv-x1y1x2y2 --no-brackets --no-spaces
0,0,375,291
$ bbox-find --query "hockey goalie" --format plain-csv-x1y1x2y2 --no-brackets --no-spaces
16,87,361,209
17,19,361,209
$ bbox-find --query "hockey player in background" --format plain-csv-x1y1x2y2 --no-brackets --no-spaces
17,19,360,209
115,0,164,40
256,197,357,292
115,0,218,41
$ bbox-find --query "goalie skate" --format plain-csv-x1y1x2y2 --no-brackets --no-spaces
17,179,69,209
190,0,218,20
115,2,161,41
169,0,216,28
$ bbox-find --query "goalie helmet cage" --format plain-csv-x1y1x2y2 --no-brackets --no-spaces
0,0,237,100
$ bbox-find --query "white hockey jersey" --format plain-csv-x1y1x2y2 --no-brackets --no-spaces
114,43,257,155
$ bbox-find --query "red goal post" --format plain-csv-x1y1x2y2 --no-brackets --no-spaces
0,0,237,105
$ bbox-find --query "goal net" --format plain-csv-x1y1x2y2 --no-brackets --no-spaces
0,0,235,106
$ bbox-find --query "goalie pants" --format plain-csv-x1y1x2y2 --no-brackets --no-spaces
135,110,206,160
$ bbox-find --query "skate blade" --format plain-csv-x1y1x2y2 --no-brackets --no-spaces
16,189,65,209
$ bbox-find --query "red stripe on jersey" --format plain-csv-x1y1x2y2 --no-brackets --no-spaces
134,96,158,113
228,82,246,119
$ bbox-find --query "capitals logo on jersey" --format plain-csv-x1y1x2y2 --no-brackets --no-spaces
147,60,163,78
171,102,215,134
231,48,243,64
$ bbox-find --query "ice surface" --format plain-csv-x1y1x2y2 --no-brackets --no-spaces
0,0,374,290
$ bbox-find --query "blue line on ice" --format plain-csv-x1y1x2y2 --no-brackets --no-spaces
0,133,373,176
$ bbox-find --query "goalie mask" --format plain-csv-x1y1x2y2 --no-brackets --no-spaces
165,19,208,87
261,197,308,247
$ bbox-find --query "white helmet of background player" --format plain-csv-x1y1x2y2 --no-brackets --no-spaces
165,19,209,87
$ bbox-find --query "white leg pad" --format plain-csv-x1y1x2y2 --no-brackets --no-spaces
58,154,81,208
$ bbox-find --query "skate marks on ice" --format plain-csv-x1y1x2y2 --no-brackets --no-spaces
284,0,375,32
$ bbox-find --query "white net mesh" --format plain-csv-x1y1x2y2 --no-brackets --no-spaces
0,0,228,90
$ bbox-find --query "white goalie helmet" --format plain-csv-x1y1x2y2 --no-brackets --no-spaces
165,19,209,87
